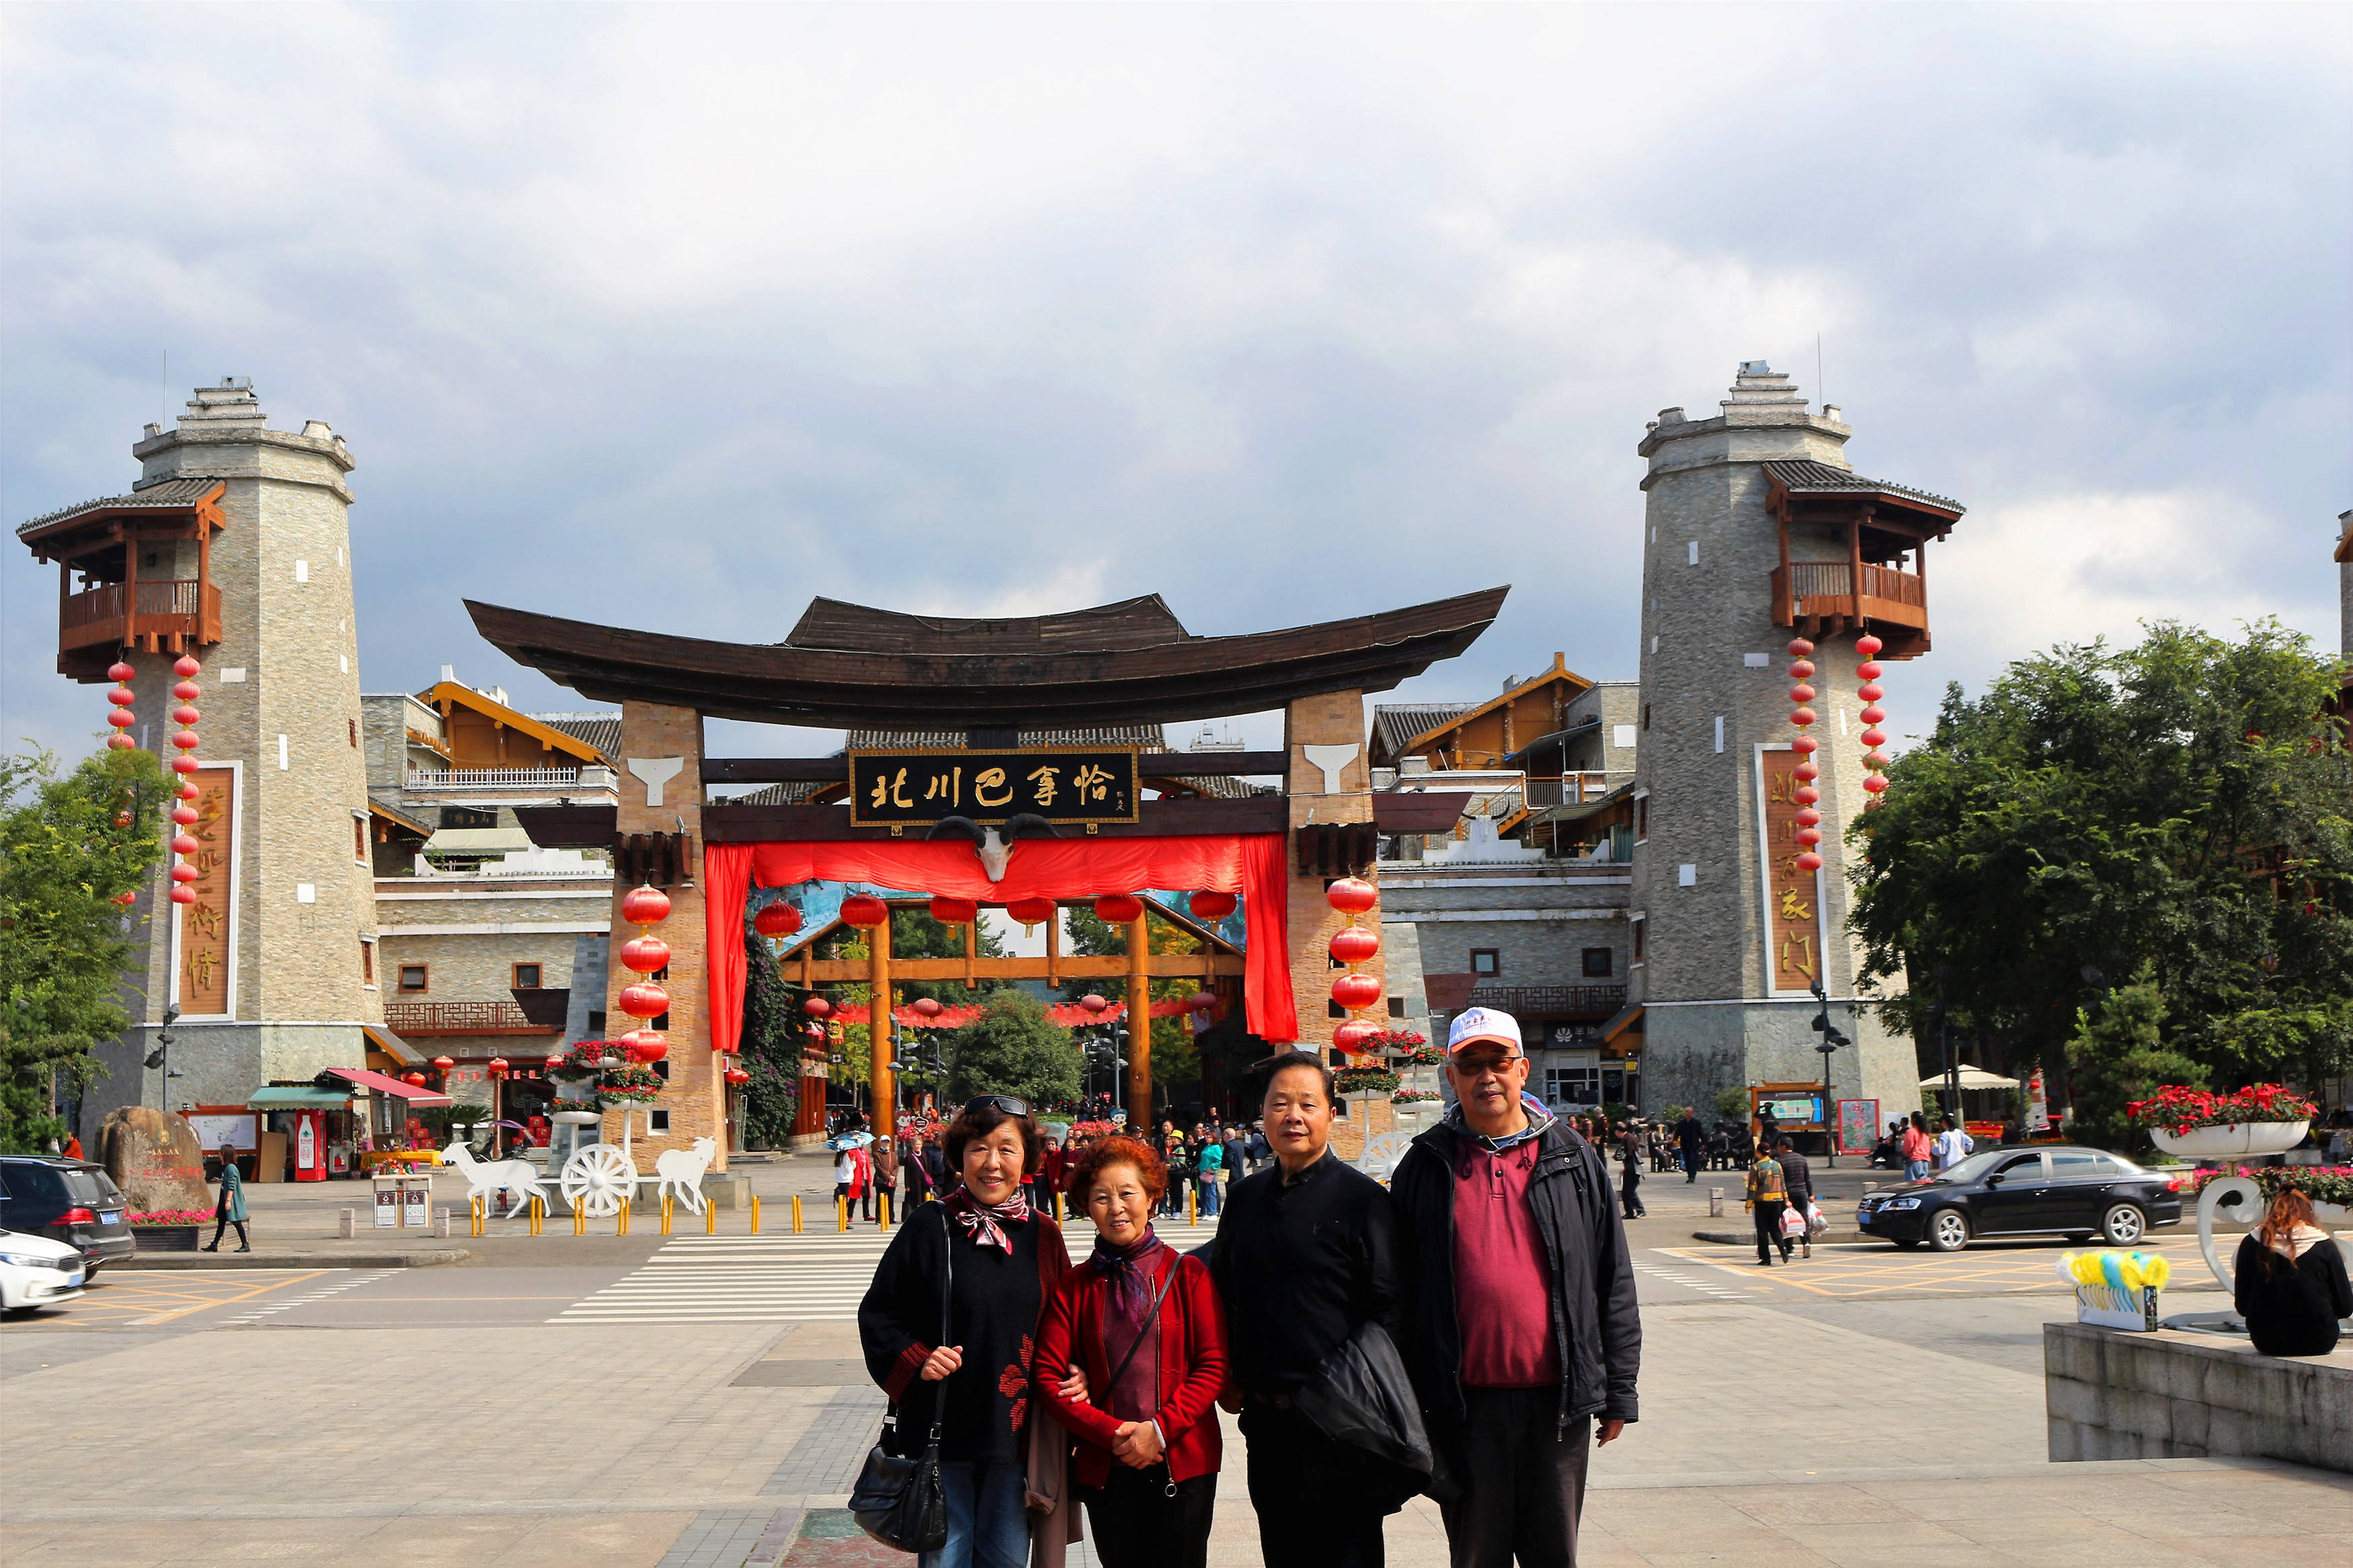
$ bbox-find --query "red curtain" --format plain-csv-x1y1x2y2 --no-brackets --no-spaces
703,835,1295,1057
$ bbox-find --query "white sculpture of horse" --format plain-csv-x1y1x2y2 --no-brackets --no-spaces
655,1137,717,1215
442,1142,547,1219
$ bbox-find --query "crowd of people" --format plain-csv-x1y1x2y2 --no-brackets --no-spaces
856,1003,1640,1568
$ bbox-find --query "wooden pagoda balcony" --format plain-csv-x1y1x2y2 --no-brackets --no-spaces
59,578,223,655
383,1001,557,1037
1770,562,1927,632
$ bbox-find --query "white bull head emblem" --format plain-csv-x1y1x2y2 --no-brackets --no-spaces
927,814,1058,883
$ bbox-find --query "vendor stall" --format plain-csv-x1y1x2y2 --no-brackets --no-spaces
1919,1066,2020,1142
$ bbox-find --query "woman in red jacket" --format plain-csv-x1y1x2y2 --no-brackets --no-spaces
1035,1133,1228,1568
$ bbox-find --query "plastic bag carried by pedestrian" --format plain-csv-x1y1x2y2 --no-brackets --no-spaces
1780,1205,1809,1239
1807,1202,1828,1237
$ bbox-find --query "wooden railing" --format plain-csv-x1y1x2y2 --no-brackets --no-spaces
405,766,583,790
383,1001,557,1036
1771,563,1926,630
58,579,223,651
1522,773,1632,808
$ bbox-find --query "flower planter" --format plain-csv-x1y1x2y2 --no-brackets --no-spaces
131,1223,200,1251
549,1110,600,1126
2149,1122,2309,1159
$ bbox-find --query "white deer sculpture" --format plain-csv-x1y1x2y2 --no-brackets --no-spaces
441,1141,548,1219
655,1137,718,1215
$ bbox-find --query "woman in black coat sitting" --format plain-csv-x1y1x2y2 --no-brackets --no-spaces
2233,1188,2353,1357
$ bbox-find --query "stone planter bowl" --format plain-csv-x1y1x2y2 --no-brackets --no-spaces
549,1110,600,1126
2149,1121,2309,1159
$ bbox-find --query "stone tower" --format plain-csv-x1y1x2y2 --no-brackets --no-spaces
42,382,382,1137
1628,363,1963,1136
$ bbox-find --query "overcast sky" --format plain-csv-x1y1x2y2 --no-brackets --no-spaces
4,5,2347,766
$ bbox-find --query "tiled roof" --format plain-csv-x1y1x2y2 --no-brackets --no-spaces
531,712,622,764
1764,460,1964,517
844,725,1169,750
17,476,225,537
730,781,823,806
1371,703,1476,758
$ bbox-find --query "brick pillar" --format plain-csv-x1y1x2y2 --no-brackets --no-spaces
607,700,723,1171
1283,691,1382,1055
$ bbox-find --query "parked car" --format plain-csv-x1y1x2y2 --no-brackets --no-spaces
0,1228,87,1315
0,1157,136,1276
1855,1145,2183,1252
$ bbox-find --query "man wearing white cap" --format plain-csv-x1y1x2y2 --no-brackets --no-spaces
1391,1007,1642,1568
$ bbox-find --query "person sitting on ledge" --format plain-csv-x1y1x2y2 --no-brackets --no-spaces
2232,1188,2352,1358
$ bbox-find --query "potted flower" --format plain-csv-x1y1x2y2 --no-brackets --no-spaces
596,1063,666,1107
128,1208,213,1251
1335,1066,1401,1097
1392,1089,1440,1104
2177,1165,2353,1226
2127,1084,2315,1159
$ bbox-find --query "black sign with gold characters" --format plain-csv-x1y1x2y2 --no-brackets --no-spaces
848,748,1140,828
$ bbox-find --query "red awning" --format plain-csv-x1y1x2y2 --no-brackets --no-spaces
323,1065,452,1106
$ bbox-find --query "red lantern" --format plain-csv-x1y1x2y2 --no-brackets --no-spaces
1788,684,1816,705
107,708,136,729
1079,993,1109,1015
487,1057,509,1078
840,893,889,928
622,1029,668,1063
1188,891,1238,921
169,862,198,883
173,655,201,677
172,805,198,825
1795,827,1821,846
1328,926,1380,964
621,935,671,975
1330,973,1384,1011
1790,707,1817,729
1855,634,1883,658
106,687,134,708
171,756,198,774
1860,704,1887,725
619,982,670,1020
1791,735,1817,755
1788,659,1814,681
1794,808,1822,828
1860,727,1888,749
912,996,943,1019
803,995,834,1019
753,901,805,938
1189,991,1217,1014
1794,785,1820,806
169,730,201,750
1862,774,1890,795
113,889,138,907
927,895,976,926
1325,877,1378,917
1793,760,1819,782
171,834,199,856
173,681,200,702
545,1053,566,1069
109,661,135,682
1332,1019,1380,1055
724,1066,751,1087
1787,638,1815,658
1796,851,1824,872
1006,896,1055,930
432,1056,455,1073
169,886,196,905
170,704,200,727
1094,893,1144,925
621,884,672,927
1857,681,1885,702
403,1071,428,1087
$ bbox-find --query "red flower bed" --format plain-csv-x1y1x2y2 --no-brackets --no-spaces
2124,1083,2317,1136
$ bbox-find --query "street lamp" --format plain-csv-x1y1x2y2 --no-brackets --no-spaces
1808,981,1851,1167
143,1005,183,1111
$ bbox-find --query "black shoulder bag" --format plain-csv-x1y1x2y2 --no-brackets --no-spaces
850,1217,953,1553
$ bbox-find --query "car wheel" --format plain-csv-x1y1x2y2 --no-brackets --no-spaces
2100,1204,2146,1245
1927,1210,1971,1252
1889,1237,1921,1250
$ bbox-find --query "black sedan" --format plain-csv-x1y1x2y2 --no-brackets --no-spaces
1855,1145,2183,1252
0,1157,137,1275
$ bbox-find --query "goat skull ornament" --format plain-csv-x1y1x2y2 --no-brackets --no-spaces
926,813,1059,882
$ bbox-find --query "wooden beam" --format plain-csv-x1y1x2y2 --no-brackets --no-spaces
1126,910,1152,1132
702,795,1286,843
702,751,1288,784
784,954,1245,982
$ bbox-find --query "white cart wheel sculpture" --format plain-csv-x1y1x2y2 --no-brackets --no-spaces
561,1142,637,1218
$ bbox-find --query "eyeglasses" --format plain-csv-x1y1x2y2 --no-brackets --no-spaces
1450,1053,1522,1077
963,1095,1029,1118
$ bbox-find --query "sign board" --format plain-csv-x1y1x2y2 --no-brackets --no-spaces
848,747,1140,829
172,762,239,1018
1837,1098,1880,1155
1753,747,1833,997
374,1184,398,1229
1757,1095,1823,1127
186,1112,257,1152
402,1182,430,1229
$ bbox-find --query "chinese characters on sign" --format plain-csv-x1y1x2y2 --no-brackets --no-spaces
848,749,1140,828
176,764,235,1015
1757,747,1827,995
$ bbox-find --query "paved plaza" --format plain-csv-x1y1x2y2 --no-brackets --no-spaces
4,1155,2348,1568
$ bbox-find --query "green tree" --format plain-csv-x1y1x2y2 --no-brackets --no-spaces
0,746,171,1153
1849,620,2353,1112
2065,966,2208,1151
946,990,1082,1110
1711,1087,1750,1123
738,919,800,1147
1064,906,1203,1108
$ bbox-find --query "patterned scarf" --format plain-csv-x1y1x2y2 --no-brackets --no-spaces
1446,1089,1557,1154
1087,1225,1166,1318
944,1186,1032,1255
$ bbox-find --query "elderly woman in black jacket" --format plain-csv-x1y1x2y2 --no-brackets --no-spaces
2234,1188,2353,1357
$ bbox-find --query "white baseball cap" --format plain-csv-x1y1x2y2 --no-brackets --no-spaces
1447,1006,1523,1057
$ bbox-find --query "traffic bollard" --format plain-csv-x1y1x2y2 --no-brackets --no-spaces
574,1202,586,1236
837,1195,849,1233
791,1194,804,1234
879,1190,892,1231
750,1195,762,1235
470,1196,485,1237
529,1195,545,1236
1708,1187,1724,1218
706,1196,717,1235
337,1208,355,1239
1188,1186,1197,1227
618,1201,630,1237
661,1194,674,1235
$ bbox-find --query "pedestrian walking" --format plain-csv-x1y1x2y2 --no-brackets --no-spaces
854,1136,877,1221
1774,1137,1813,1260
1616,1129,1646,1220
1932,1116,1974,1173
1037,1131,1068,1219
903,1134,937,1204
857,1096,1080,1568
203,1145,249,1252
1218,1124,1244,1206
1390,1008,1640,1568
1193,1132,1224,1219
1675,1112,1704,1184
872,1131,900,1226
1211,1053,1406,1568
1035,1134,1230,1568
1745,1145,1788,1266
1900,1114,1933,1182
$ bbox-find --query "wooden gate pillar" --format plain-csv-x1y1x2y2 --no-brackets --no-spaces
870,911,895,1137
1125,909,1152,1132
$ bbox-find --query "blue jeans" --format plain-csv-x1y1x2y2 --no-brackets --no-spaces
1199,1175,1221,1216
1905,1160,1929,1182
922,1460,1029,1568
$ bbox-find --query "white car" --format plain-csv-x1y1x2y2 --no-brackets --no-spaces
0,1228,86,1314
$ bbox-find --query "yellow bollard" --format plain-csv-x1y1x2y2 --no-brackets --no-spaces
837,1194,849,1233
791,1194,803,1234
750,1195,762,1235
470,1196,485,1237
618,1200,629,1237
529,1195,545,1237
661,1194,674,1235
1188,1184,1197,1227
879,1190,892,1231
574,1201,586,1236
706,1196,717,1235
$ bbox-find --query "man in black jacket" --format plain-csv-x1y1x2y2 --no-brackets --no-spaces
1393,1008,1640,1568
1212,1050,1406,1568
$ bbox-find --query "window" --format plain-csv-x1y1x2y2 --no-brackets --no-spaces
586,1009,607,1036
354,817,367,862
1582,947,1613,978
649,1108,670,1134
1634,794,1649,841
512,962,543,989
1328,1000,1347,1019
1630,919,1646,965
349,718,358,748
1998,1154,2047,1181
1642,703,1652,732
1387,996,1406,1018
1470,948,1500,977
360,940,376,987
397,965,428,993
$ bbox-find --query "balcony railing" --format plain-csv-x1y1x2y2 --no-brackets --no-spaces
405,766,583,790
58,578,223,653
1465,983,1627,1021
1521,773,1630,808
1771,561,1927,631
383,1001,557,1036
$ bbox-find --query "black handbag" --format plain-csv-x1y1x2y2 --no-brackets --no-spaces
850,1221,953,1553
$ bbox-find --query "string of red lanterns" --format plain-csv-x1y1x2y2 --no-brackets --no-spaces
104,659,136,751
1856,634,1890,806
1787,638,1825,874
617,882,677,1062
165,657,203,905
1324,875,1384,1049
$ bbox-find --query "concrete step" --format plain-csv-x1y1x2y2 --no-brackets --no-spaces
118,1248,469,1270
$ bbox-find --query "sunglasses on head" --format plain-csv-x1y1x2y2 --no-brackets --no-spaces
963,1095,1029,1118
